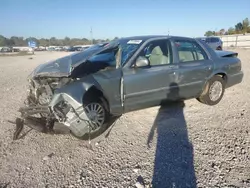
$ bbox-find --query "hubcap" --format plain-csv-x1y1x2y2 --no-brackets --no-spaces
84,103,105,130
209,81,223,101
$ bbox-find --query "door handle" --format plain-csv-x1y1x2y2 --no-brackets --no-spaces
169,71,176,75
169,65,178,69
207,66,212,70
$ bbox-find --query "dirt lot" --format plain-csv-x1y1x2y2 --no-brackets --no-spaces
0,50,249,188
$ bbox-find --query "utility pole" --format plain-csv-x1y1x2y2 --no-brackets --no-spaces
90,27,93,44
168,29,170,36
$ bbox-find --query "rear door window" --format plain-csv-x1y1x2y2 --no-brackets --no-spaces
174,40,208,62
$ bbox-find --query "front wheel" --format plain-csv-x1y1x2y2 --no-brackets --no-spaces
197,75,225,105
70,97,111,140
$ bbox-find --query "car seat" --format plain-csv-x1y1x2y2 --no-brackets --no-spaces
149,46,168,65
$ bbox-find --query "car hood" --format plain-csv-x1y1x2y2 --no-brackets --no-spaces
29,42,119,79
29,55,73,78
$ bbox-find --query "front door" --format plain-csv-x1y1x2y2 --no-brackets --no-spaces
122,39,179,113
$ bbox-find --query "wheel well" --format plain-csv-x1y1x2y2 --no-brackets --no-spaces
82,86,109,111
215,73,227,83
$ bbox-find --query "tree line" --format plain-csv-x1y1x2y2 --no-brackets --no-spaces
204,18,250,37
0,35,119,47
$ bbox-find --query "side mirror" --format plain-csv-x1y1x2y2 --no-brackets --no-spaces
135,56,149,67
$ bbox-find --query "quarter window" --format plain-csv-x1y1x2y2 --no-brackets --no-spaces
175,40,208,62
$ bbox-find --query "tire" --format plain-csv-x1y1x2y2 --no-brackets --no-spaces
70,97,112,140
216,46,222,50
197,75,225,106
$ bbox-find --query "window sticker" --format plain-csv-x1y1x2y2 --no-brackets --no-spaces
127,40,142,44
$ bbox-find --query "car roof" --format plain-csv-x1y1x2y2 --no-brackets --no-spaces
119,35,194,41
205,36,220,38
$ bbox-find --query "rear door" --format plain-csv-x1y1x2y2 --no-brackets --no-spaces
172,38,214,99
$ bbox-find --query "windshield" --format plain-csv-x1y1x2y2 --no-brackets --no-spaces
120,40,143,65
70,38,143,68
94,39,144,66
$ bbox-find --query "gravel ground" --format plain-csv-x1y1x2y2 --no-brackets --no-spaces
0,50,249,188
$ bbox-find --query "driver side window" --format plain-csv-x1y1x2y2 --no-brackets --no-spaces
140,39,173,66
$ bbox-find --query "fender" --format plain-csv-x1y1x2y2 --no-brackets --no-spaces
50,75,104,107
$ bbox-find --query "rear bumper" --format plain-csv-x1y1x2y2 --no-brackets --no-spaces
226,71,244,88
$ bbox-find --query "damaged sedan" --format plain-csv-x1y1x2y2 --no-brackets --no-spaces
14,35,244,140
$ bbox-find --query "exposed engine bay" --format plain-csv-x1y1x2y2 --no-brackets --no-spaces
12,76,74,140
26,77,72,107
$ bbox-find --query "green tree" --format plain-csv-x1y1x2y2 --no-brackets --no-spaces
6,38,14,46
81,38,90,45
10,36,26,46
219,29,225,35
49,37,58,46
242,18,249,33
63,37,71,46
247,26,250,33
39,38,49,46
235,22,243,33
0,35,7,46
204,31,214,36
228,27,235,35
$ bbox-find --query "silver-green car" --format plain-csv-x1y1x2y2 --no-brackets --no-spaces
14,35,243,140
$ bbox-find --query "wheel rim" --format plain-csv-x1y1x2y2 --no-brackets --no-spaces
84,103,105,131
209,81,223,101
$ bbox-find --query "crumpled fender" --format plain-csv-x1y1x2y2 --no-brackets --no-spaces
51,76,103,106
48,75,104,137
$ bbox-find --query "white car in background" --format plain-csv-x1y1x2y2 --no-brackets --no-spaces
197,37,223,50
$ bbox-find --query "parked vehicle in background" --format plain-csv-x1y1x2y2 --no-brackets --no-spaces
47,47,56,51
74,46,84,51
0,47,12,52
197,36,223,50
16,35,243,140
206,37,223,50
81,46,91,51
34,47,46,51
196,37,206,42
65,46,79,52
54,47,64,51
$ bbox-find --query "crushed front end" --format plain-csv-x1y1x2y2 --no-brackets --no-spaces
13,75,92,140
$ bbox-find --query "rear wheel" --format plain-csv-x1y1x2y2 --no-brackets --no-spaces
197,75,225,105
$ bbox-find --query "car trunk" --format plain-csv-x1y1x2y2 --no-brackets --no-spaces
215,50,238,58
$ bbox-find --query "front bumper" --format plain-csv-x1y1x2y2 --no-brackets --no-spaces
11,106,54,140
49,92,92,138
12,92,92,140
